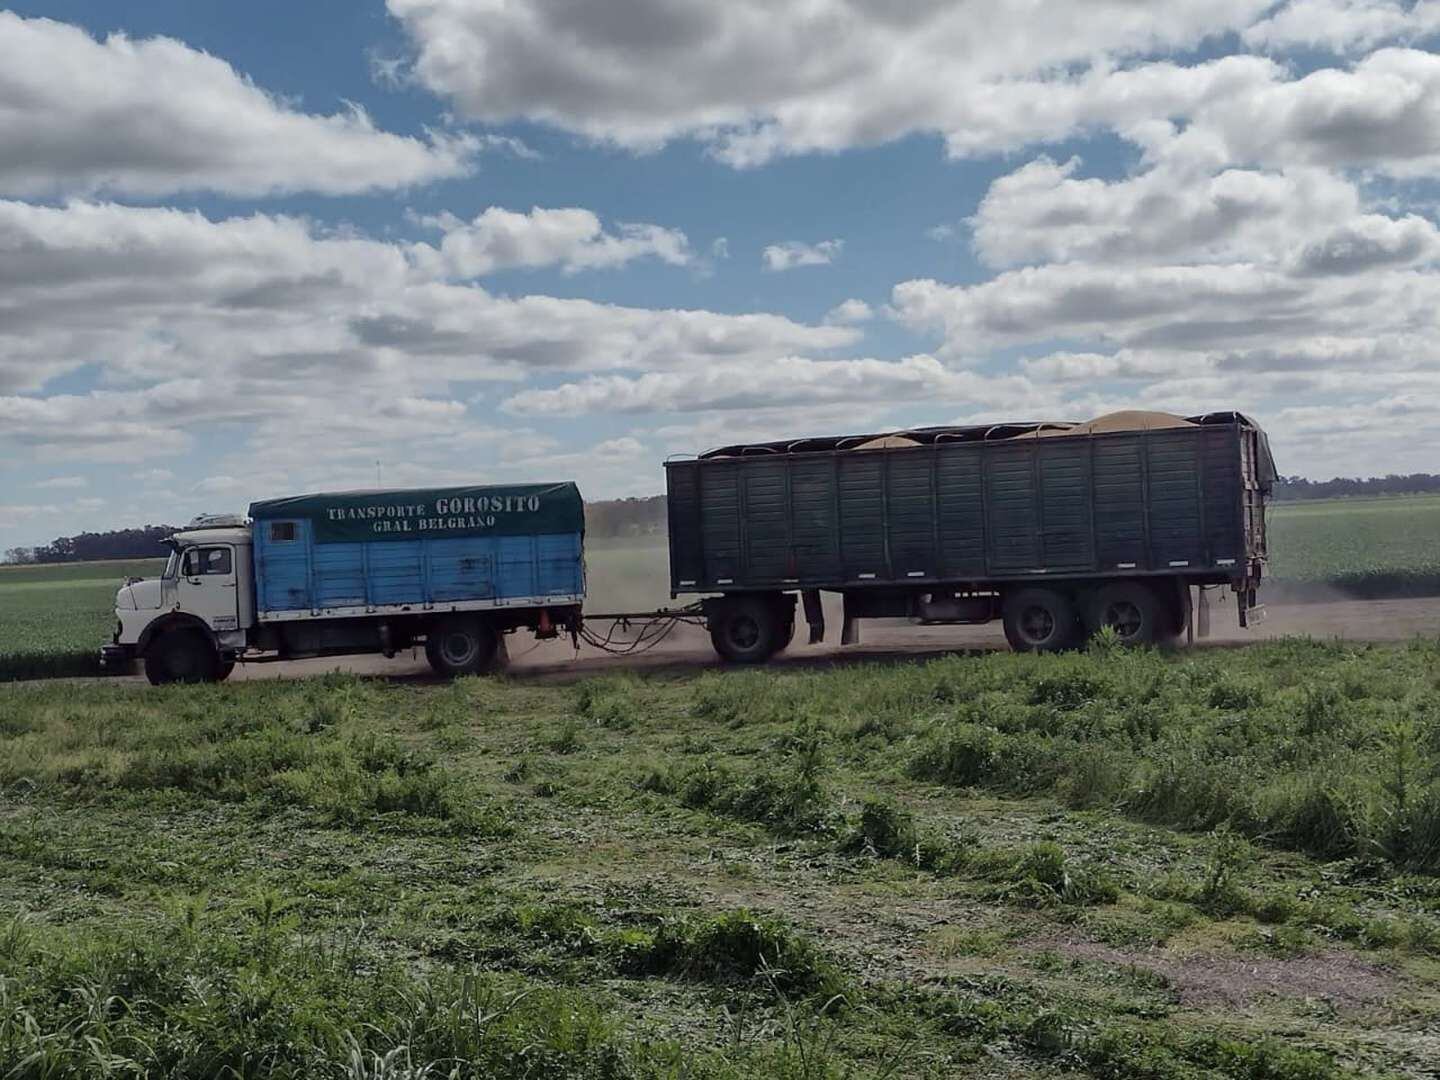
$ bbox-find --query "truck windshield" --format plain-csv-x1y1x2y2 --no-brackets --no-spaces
162,550,181,579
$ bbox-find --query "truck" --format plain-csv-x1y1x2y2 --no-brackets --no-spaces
664,411,1275,662
101,483,586,684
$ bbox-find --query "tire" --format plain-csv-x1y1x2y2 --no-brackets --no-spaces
144,630,220,685
709,596,783,664
1002,588,1081,653
425,616,499,677
217,661,236,682
1084,581,1169,647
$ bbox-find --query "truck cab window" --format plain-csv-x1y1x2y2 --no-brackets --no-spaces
183,547,232,577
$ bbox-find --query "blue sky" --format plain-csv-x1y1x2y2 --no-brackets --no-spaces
4,0,1440,552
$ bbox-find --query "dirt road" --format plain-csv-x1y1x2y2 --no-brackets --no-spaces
96,594,1440,687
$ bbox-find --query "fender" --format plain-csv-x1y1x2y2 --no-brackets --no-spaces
136,613,217,657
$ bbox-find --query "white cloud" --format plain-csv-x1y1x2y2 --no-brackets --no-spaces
0,12,475,198
0,200,855,463
387,0,1273,165
763,239,843,271
970,155,1440,271
502,355,1039,416
33,475,88,490
413,206,691,277
1243,0,1440,53
1163,48,1440,179
824,299,873,325
892,262,1388,354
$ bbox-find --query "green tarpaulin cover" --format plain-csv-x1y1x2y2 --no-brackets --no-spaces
249,483,584,544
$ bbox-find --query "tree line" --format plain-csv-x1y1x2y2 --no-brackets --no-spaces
3,496,671,564
9,478,1440,564
1271,473,1440,500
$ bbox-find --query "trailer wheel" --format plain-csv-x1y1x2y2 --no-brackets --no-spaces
1002,588,1080,653
144,630,220,685
425,617,499,677
709,596,782,664
1085,582,1168,646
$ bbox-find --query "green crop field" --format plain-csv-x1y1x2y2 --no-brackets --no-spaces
1267,495,1440,597
0,560,163,681
1,641,1439,1077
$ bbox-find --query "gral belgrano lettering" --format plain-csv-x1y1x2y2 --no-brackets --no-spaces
323,494,544,534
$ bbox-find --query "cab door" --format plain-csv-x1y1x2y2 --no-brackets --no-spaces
178,545,241,632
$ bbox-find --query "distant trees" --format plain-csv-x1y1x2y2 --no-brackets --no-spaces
585,496,667,539
1273,474,1440,500
4,497,670,565
12,474,1440,566
9,526,179,564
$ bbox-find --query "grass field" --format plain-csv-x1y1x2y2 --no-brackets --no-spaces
1268,495,1440,598
1,641,1438,1076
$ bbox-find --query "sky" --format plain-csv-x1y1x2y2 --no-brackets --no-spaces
5,0,1440,552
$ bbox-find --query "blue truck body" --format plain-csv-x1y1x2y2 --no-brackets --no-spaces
247,482,586,621
251,518,585,618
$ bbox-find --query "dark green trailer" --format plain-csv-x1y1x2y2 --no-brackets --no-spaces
664,412,1274,661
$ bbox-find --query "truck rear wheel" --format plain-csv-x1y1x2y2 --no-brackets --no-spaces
709,596,783,664
425,616,499,677
1002,588,1081,653
144,630,220,685
1085,582,1170,646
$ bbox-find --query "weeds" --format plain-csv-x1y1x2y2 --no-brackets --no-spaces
620,909,845,999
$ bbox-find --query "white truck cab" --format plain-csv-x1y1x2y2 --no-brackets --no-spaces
103,515,255,683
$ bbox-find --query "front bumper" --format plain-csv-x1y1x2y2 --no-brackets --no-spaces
99,643,136,674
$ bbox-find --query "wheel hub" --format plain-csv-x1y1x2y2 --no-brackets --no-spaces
1020,605,1055,643
729,615,761,650
1103,601,1143,638
441,632,476,665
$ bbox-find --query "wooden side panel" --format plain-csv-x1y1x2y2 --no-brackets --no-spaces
1037,443,1094,570
665,462,704,587
886,452,935,576
1145,433,1204,567
1092,436,1147,569
936,445,986,578
790,457,843,582
699,461,742,584
985,444,1041,571
837,453,885,579
740,459,789,583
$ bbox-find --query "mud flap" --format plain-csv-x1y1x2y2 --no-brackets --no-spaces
802,589,825,645
1197,587,1211,639
841,592,860,645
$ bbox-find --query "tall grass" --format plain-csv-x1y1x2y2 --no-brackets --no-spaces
668,640,1440,874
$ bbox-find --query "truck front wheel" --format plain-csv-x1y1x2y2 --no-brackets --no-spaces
1002,588,1081,653
709,596,783,664
144,630,220,685
425,616,499,677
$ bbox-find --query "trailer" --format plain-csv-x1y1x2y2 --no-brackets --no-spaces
665,411,1275,662
101,483,585,684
